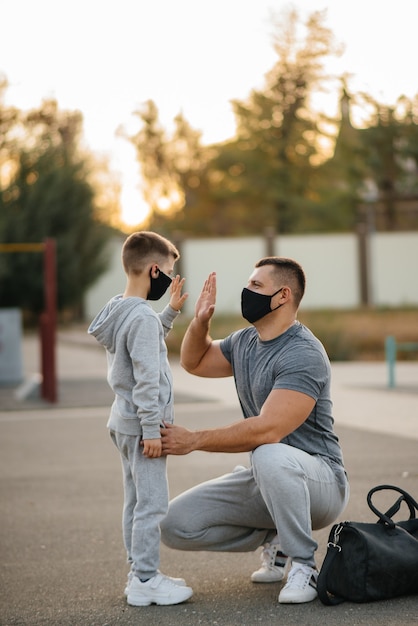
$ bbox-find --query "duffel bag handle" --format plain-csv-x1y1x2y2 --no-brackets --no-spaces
367,484,418,527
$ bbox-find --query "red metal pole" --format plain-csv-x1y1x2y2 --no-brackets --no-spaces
40,238,57,402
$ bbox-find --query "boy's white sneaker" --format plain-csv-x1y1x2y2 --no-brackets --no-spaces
127,573,193,606
124,569,186,596
251,542,289,583
278,562,318,604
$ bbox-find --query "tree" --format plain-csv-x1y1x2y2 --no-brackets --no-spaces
128,9,343,236
127,101,217,236
0,95,115,317
319,90,418,232
313,86,371,232
359,95,418,229
126,10,418,237
217,8,342,234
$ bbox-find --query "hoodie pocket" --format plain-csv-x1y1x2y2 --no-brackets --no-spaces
162,402,174,425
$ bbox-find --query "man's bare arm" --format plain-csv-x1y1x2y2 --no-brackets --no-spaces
161,388,315,454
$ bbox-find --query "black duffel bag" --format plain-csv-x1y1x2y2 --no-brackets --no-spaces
317,484,418,604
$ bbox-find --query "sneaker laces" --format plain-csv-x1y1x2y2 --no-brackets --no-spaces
286,563,317,590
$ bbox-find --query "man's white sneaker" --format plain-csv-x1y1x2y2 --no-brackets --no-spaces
127,573,193,606
124,570,186,596
278,562,318,604
251,542,289,583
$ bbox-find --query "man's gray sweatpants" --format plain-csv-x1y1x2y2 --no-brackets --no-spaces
110,430,168,580
161,443,349,568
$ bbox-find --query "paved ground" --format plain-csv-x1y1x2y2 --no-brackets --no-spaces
1,328,418,625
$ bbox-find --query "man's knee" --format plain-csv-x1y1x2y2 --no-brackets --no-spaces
252,443,303,477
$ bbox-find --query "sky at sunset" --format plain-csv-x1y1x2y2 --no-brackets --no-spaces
1,0,417,225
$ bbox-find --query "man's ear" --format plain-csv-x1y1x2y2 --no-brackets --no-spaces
281,286,291,300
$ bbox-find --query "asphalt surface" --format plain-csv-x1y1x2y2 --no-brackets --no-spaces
1,329,418,626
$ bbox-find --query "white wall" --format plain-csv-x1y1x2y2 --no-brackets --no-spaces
84,231,418,319
275,234,359,309
182,237,266,316
372,232,418,306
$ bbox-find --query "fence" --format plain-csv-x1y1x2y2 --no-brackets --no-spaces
85,231,418,319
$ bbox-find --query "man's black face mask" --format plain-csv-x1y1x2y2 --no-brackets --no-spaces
241,287,283,324
148,268,172,301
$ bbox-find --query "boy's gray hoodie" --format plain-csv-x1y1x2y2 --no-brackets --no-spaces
88,295,180,440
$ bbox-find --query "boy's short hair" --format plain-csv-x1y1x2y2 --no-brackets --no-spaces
122,231,179,275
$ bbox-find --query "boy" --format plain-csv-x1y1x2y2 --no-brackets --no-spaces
88,231,193,606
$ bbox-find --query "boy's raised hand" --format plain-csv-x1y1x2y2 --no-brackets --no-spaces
169,275,188,311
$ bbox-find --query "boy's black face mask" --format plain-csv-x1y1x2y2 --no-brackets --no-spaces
241,287,283,324
147,269,172,301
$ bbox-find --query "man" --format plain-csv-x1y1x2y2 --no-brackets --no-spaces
160,257,349,604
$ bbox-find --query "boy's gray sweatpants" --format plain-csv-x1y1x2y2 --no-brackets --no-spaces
110,430,168,580
161,442,349,568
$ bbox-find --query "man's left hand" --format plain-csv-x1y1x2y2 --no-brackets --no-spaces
161,423,195,455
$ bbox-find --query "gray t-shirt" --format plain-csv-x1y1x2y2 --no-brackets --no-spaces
220,321,345,469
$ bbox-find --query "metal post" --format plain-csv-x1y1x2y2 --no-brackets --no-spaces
385,335,396,389
264,227,276,257
40,238,57,402
358,180,378,308
357,223,370,307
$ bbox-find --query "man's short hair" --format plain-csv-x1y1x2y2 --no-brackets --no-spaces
255,257,306,306
122,231,179,275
